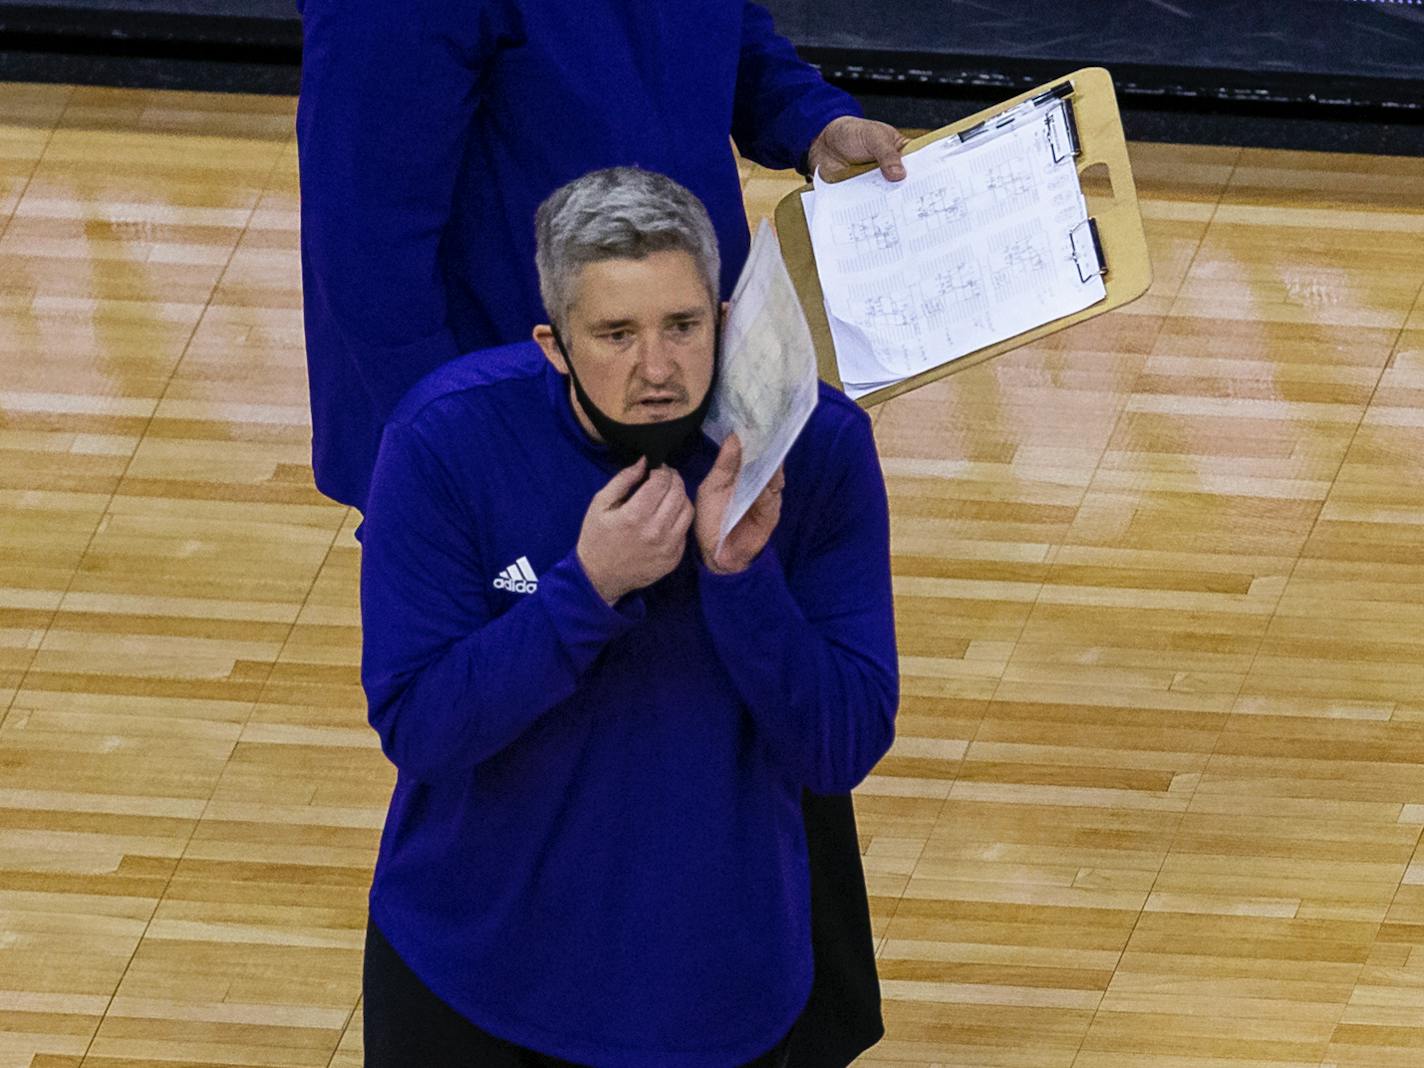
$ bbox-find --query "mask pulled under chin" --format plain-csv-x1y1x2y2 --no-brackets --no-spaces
552,327,718,469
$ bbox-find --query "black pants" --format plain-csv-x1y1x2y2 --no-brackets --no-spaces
785,791,883,1067
363,919,793,1067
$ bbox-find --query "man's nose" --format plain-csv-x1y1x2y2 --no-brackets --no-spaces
637,337,678,383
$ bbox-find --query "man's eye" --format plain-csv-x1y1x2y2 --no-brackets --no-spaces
672,320,698,334
605,330,632,343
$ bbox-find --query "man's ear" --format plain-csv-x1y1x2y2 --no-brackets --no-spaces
532,324,568,375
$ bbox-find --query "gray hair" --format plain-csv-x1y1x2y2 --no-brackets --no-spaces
534,167,721,331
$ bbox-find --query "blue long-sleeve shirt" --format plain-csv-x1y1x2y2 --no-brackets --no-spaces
359,342,897,1066
296,0,860,510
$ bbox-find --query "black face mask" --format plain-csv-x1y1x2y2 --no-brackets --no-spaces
552,323,718,469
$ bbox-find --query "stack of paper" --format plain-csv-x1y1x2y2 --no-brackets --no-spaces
801,98,1107,398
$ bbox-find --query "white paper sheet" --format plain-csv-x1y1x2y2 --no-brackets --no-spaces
802,99,1107,398
704,219,819,548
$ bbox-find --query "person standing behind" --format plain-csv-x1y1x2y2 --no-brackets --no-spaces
296,4,907,1062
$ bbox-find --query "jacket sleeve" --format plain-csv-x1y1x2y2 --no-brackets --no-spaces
730,1,863,172
359,422,644,781
698,413,898,795
295,0,520,419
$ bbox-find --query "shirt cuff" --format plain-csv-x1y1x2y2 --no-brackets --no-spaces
697,545,783,599
536,551,647,675
792,101,864,179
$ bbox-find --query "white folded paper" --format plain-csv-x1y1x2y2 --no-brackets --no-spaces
704,219,819,549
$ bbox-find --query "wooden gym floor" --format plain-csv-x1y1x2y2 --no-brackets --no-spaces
0,82,1421,1068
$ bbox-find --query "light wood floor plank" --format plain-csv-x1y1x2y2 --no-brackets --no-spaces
0,84,1421,1068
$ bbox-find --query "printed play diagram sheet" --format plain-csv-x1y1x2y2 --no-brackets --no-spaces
802,98,1107,398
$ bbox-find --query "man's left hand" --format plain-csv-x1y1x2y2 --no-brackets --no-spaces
696,434,784,575
807,115,910,182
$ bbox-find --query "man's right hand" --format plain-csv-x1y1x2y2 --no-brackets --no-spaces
577,458,694,605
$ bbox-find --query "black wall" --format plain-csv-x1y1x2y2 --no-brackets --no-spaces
763,0,1424,86
763,0,1424,153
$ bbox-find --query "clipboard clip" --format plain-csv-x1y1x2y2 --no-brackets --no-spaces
1044,98,1082,165
1069,217,1107,284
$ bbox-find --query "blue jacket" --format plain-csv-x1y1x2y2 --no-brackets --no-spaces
359,343,897,1066
297,0,860,509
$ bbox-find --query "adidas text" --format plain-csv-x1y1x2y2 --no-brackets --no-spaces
493,574,538,593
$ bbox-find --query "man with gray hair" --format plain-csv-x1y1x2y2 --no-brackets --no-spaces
357,167,898,1067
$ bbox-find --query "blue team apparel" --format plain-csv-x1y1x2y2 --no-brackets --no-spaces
296,0,861,509
358,343,898,1067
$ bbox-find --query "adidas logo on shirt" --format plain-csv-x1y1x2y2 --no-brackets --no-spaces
493,556,539,594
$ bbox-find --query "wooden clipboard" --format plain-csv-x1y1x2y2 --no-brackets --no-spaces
774,67,1151,407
